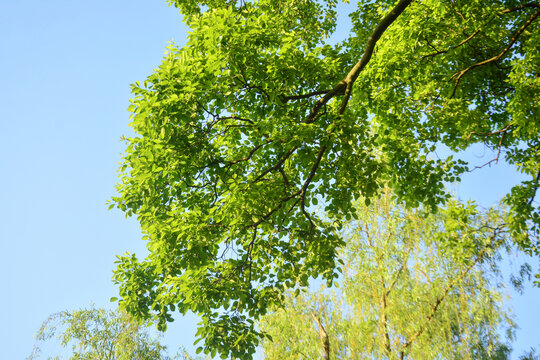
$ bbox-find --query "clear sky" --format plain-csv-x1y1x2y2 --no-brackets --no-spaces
0,1,538,359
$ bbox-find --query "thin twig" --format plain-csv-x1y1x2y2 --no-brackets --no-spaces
468,125,511,171
281,89,331,103
502,3,540,14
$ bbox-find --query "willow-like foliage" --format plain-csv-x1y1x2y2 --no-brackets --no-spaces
261,190,515,360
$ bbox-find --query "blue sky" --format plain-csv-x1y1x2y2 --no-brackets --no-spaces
0,1,538,359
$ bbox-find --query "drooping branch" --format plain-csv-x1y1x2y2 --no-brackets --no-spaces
386,245,413,294
379,275,394,359
399,227,505,358
369,234,409,360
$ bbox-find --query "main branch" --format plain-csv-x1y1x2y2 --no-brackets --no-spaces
306,0,413,122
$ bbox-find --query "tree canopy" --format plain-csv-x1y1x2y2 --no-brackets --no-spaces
28,307,185,360
111,0,539,358
261,190,515,360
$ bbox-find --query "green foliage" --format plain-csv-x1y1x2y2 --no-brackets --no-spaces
111,0,540,357
28,307,194,360
520,347,540,360
261,191,515,359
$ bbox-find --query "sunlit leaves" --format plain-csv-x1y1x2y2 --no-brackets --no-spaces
28,307,184,360
261,192,515,359
112,0,539,357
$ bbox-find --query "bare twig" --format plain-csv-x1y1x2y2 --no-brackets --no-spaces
468,125,512,171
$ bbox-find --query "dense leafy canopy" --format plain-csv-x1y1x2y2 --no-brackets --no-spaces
261,191,515,360
111,0,539,357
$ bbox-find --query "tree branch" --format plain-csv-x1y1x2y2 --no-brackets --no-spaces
252,146,298,183
422,29,481,60
448,9,540,100
300,145,327,233
305,0,414,123
387,245,413,296
528,170,540,206
450,0,466,21
379,275,393,359
281,89,331,103
250,189,301,228
467,124,512,171
399,227,504,357
218,115,254,124
338,0,414,115
227,139,273,165
311,312,331,360
502,3,540,14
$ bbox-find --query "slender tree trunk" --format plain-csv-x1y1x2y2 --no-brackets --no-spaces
311,312,330,360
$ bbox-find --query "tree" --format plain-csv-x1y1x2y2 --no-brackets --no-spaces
260,190,515,360
28,307,195,360
110,0,539,358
